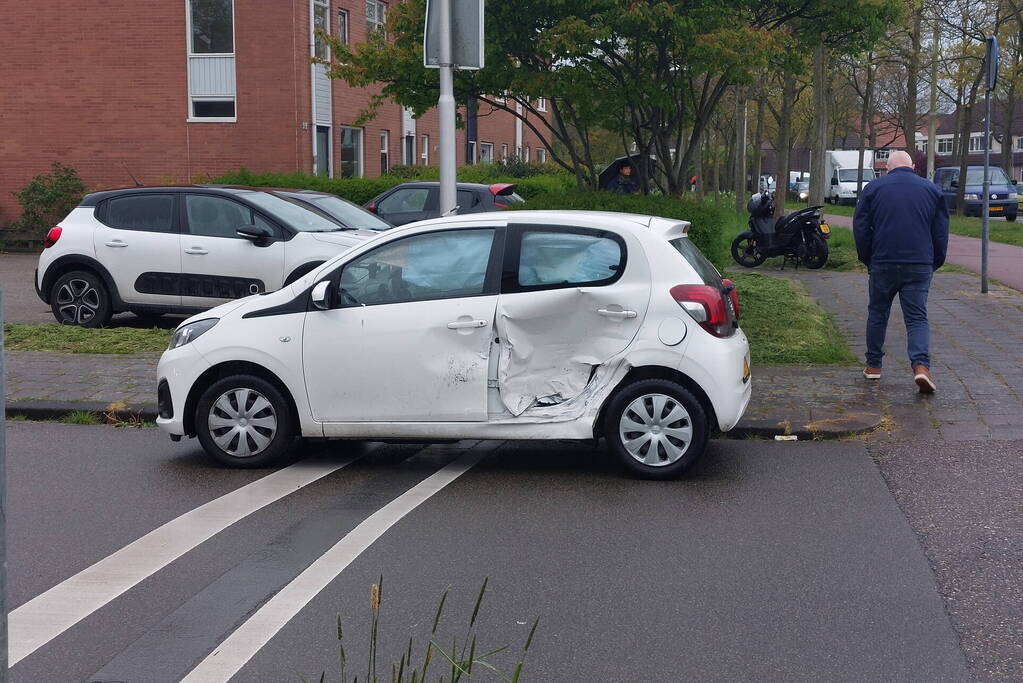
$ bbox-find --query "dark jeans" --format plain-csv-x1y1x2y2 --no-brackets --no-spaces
866,263,933,369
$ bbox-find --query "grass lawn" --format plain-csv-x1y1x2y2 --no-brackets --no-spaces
3,323,171,353
727,272,855,365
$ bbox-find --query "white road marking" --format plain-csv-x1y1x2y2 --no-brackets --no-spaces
8,453,361,666
180,448,485,683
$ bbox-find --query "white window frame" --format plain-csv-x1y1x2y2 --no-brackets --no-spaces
366,0,387,37
340,125,364,178
968,134,990,153
185,0,237,123
479,141,494,163
468,140,477,164
421,134,430,165
501,143,509,161
937,137,953,155
338,8,350,45
536,148,547,163
403,133,416,165
313,0,330,60
535,97,547,112
874,149,890,160
380,129,390,174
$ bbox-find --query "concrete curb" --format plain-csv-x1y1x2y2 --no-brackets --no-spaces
6,400,882,440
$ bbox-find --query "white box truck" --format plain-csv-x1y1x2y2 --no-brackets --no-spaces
825,150,875,205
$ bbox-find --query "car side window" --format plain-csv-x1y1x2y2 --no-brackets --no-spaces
337,229,495,307
103,194,176,232
185,195,267,238
516,229,624,289
378,188,429,214
456,189,478,209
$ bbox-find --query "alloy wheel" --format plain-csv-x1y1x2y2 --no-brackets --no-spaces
55,278,101,325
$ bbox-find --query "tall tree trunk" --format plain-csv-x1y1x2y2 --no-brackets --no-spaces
734,88,748,212
810,42,829,206
710,130,721,202
927,18,939,179
1001,96,1016,180
956,77,984,215
903,11,923,151
858,54,874,192
694,134,704,199
753,97,765,193
774,72,796,219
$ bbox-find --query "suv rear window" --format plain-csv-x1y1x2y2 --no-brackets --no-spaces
669,237,722,287
103,194,175,232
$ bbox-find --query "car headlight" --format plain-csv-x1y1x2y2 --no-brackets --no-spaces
169,318,219,350
1009,192,1018,200
799,191,808,200
964,193,980,200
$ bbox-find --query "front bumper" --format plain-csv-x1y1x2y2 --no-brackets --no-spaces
156,343,213,437
965,201,1017,217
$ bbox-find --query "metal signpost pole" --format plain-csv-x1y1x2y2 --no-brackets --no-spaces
437,0,457,216
982,36,998,294
1,290,7,682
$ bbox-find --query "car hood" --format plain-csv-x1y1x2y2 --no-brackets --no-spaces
309,230,377,248
175,296,255,328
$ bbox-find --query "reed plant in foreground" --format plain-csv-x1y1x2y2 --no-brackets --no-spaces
310,576,539,683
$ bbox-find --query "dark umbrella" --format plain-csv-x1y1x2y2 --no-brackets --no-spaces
599,155,644,190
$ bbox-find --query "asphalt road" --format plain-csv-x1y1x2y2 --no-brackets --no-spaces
5,423,987,682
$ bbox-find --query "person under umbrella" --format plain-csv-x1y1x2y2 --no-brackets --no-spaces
606,161,638,194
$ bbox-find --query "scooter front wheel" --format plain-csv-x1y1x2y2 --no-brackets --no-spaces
731,232,767,268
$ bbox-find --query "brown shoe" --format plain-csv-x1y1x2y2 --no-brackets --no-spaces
914,365,936,393
863,366,881,380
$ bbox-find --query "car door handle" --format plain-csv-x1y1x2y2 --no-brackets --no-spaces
447,319,488,329
597,308,637,319
184,247,208,255
104,240,128,248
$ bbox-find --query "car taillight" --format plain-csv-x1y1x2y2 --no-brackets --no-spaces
366,202,378,213
44,226,62,248
721,278,740,320
495,202,509,209
670,284,732,338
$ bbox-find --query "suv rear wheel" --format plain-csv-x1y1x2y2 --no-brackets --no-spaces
195,375,295,468
50,270,112,327
604,379,709,479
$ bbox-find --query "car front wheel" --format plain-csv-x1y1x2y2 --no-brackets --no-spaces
195,375,295,468
604,379,709,479
50,270,112,327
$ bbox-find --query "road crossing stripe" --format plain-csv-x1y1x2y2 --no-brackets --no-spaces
8,452,361,666
180,447,485,683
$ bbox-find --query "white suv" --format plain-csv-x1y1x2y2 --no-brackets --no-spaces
35,186,386,326
156,211,751,479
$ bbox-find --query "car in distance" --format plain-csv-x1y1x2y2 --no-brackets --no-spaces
933,166,1018,221
270,189,393,231
156,210,751,479
36,186,379,327
365,181,525,226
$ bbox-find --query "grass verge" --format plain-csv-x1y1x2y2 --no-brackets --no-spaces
3,323,171,353
728,272,855,365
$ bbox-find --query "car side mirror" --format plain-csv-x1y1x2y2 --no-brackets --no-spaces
311,280,332,310
949,179,959,189
237,224,273,246
830,177,838,186
366,202,378,214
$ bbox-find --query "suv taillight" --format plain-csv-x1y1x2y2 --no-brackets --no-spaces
43,226,62,248
670,284,732,338
721,278,740,321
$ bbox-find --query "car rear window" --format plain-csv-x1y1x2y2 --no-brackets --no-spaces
668,237,722,287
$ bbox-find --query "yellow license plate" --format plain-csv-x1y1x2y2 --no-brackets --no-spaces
990,206,1003,212
742,357,751,383
820,223,831,234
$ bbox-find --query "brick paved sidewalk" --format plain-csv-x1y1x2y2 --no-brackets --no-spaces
783,270,1023,441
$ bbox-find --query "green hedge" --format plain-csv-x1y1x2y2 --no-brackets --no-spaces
212,166,575,205
512,192,728,270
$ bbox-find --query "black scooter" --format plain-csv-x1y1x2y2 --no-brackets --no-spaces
731,192,831,269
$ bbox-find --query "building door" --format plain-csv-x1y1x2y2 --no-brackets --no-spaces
315,125,330,177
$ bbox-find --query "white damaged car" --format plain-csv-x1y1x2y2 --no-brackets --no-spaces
156,211,751,478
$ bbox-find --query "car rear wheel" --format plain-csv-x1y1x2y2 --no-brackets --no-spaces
604,379,709,479
195,375,295,468
50,270,112,327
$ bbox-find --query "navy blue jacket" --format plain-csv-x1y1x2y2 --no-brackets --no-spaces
853,166,949,269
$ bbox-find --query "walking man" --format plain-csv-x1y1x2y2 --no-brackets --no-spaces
853,150,949,393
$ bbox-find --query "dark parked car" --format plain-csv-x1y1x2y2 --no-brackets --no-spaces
271,189,393,231
365,182,525,226
788,180,810,202
933,166,1018,221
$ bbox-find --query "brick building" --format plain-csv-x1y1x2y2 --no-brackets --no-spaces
1,0,550,227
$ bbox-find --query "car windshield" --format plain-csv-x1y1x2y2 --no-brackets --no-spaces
305,195,391,230
838,169,876,182
241,192,345,232
964,168,1012,185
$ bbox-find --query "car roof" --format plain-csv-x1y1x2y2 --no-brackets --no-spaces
404,210,691,240
385,181,502,191
77,184,305,207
